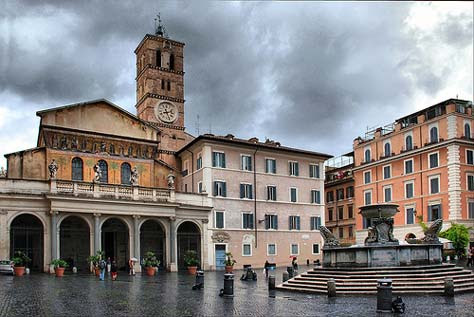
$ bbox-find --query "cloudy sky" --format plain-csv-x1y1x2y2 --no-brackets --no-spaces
0,1,472,167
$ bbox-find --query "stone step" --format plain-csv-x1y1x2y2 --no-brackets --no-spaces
302,270,472,279
308,266,464,276
295,273,474,283
310,264,455,271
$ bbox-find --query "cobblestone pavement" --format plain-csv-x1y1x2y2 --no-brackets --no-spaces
0,267,473,316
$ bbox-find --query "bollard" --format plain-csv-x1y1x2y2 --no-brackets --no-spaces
223,273,234,297
287,266,294,279
306,259,310,266
282,271,289,282
268,275,276,290
376,279,393,313
193,270,204,290
327,278,336,297
444,277,454,297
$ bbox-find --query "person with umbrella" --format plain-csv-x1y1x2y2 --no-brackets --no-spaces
129,257,138,276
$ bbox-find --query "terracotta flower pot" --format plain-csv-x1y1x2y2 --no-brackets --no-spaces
187,266,197,275
95,267,100,277
225,265,233,273
14,266,25,277
146,266,156,276
55,267,65,277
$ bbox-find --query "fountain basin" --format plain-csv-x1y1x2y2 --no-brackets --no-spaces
359,203,399,219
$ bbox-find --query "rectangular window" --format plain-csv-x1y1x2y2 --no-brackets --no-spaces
363,217,372,229
405,182,414,198
241,155,252,171
326,191,334,203
468,174,474,191
383,165,391,179
429,152,439,169
328,208,333,221
309,164,320,178
312,244,320,254
215,211,224,229
311,190,321,204
242,213,254,229
289,216,301,230
198,182,203,193
242,244,252,256
267,244,276,256
364,171,371,184
384,186,392,202
405,159,413,174
289,161,299,176
265,215,278,230
467,149,473,165
469,201,474,219
266,159,277,174
406,207,415,224
430,176,440,194
348,205,353,218
213,181,227,197
338,207,344,220
267,186,277,201
336,188,344,200
290,187,298,202
346,186,354,199
240,183,253,199
196,154,202,170
290,244,299,255
428,204,442,221
348,226,353,238
310,217,321,230
212,152,226,168
364,190,372,205
339,227,344,238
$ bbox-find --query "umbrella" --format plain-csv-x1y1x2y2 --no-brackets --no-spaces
130,257,138,262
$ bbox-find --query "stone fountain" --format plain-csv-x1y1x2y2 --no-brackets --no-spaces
321,204,443,267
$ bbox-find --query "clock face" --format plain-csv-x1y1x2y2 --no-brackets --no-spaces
155,102,178,123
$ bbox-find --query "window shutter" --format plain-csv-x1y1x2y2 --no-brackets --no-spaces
317,217,321,229
213,182,217,196
249,185,253,199
274,187,277,200
249,157,252,171
272,161,276,174
240,184,244,198
288,216,292,230
295,163,299,176
428,205,432,221
309,166,313,178
265,215,269,229
212,153,216,167
296,217,300,230
317,191,321,204
274,215,278,229
222,153,226,168
249,214,254,229
223,182,227,197
438,205,442,220
316,165,320,178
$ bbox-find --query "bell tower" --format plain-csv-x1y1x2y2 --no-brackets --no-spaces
135,15,189,154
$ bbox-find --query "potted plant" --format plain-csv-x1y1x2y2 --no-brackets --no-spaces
223,252,236,273
87,251,104,276
184,250,199,275
51,259,69,277
11,251,31,276
143,251,160,276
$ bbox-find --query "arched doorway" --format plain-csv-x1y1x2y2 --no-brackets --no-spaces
177,221,201,270
10,214,44,271
60,216,90,271
101,218,129,270
140,220,165,268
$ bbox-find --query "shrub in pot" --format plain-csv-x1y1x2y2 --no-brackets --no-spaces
87,251,105,276
51,259,69,277
11,251,31,277
143,251,160,276
223,252,236,273
184,250,199,275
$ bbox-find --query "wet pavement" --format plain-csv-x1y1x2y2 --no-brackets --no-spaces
0,267,473,316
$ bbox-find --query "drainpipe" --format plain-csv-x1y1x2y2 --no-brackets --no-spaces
419,125,424,221
253,146,259,248
185,149,194,193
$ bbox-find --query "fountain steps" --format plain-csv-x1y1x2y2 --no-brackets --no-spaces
276,264,474,295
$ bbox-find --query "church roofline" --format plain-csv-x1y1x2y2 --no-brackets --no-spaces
134,33,185,54
36,98,161,132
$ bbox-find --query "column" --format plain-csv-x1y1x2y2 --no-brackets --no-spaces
133,215,141,272
94,213,101,254
0,211,9,259
168,217,177,272
50,211,59,260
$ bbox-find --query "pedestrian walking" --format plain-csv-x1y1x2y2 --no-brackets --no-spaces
99,258,106,281
111,260,118,281
128,258,136,276
467,247,474,267
107,257,111,274
292,256,298,273
264,260,270,278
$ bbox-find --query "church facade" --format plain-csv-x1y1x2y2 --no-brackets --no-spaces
0,25,330,272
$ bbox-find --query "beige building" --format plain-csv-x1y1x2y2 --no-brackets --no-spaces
178,135,330,269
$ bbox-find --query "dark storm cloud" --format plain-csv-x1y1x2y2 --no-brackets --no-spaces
0,1,472,161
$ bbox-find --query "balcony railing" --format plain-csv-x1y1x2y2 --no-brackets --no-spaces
54,180,171,202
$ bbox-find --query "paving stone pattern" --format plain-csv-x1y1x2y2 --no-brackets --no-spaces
0,267,473,316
